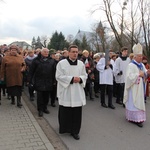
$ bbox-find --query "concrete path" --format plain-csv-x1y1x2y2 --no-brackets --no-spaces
0,95,55,150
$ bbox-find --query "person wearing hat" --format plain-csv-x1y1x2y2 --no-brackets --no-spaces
123,43,150,127
1,45,26,108
49,49,56,59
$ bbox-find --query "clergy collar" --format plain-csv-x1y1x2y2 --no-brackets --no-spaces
67,57,77,65
120,55,128,61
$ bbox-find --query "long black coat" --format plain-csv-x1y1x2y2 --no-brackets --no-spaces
29,53,56,91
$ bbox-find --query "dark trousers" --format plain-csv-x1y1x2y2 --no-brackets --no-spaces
28,86,34,98
85,82,93,98
100,84,113,105
94,82,99,94
116,83,125,102
37,91,50,111
49,84,57,105
0,84,6,98
113,81,117,97
58,105,82,134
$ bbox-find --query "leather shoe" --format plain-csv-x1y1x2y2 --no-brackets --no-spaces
71,133,80,140
136,122,143,128
38,111,43,117
101,103,108,108
43,109,50,114
30,97,34,101
51,104,56,107
108,105,115,109
90,97,94,101
95,94,99,98
116,101,123,105
11,101,15,105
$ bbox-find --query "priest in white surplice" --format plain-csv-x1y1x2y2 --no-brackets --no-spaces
123,43,150,127
56,45,87,140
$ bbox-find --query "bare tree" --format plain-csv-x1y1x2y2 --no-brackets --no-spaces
139,0,150,56
40,35,49,48
123,0,141,50
91,0,150,54
101,0,124,48
66,34,74,44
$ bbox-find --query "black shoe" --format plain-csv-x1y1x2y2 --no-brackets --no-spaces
136,122,143,128
101,103,108,108
38,111,43,117
90,97,94,101
71,133,80,140
17,103,22,108
30,97,34,101
116,101,123,105
123,104,125,108
95,94,99,98
108,105,115,109
17,104,22,108
43,109,50,114
11,101,15,105
7,96,11,100
17,103,22,107
51,104,56,107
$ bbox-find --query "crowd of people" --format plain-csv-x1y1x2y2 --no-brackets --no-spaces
0,43,150,140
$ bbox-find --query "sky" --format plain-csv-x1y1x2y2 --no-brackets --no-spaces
0,0,102,45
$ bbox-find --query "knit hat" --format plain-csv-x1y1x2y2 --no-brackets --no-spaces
49,49,56,55
132,43,143,55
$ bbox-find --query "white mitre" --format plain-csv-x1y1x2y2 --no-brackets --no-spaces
132,43,143,55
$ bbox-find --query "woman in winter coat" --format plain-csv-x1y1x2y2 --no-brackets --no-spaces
1,45,26,108
25,50,37,101
80,50,94,100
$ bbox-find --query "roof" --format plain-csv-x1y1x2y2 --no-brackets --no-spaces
9,41,31,49
74,30,101,50
74,30,94,42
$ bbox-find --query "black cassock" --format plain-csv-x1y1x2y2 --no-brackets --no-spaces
58,105,82,134
58,57,82,135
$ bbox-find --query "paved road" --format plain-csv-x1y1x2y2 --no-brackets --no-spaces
24,88,150,150
0,95,54,150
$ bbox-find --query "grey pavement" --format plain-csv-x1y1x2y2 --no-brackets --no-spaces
0,95,55,150
44,96,150,150
23,88,150,150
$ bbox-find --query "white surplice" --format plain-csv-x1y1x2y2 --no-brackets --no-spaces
56,59,87,107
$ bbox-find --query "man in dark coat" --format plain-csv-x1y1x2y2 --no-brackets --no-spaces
29,48,56,117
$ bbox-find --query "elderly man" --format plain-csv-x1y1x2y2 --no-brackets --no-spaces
123,43,150,127
56,45,87,140
29,48,56,117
